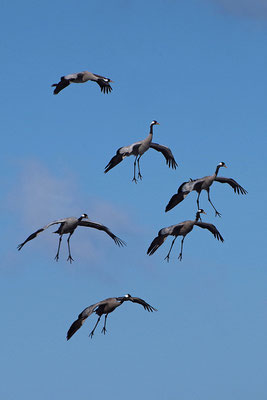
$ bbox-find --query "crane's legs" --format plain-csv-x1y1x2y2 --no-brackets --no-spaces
54,235,63,261
207,189,221,217
132,157,138,183
67,232,74,263
164,237,177,262
137,155,142,180
89,316,101,338
101,314,108,335
178,237,185,261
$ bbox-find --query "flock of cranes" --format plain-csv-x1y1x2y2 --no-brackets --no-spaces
17,70,247,340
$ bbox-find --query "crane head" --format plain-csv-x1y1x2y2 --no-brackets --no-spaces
218,162,227,168
150,120,160,126
81,213,89,219
197,209,206,215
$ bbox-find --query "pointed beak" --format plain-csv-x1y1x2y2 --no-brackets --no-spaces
202,211,207,215
224,165,227,168
110,80,114,83
156,122,160,125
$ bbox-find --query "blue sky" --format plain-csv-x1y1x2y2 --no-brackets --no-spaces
1,0,266,399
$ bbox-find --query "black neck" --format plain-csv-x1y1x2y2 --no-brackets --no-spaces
78,216,84,221
149,124,154,134
215,165,221,176
195,212,201,222
116,297,127,303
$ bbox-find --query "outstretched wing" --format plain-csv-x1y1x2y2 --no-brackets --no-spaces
215,177,247,194
51,77,70,95
17,219,66,250
78,220,126,247
67,300,107,340
149,142,178,169
147,234,168,256
94,75,113,94
165,179,198,212
104,148,124,173
195,222,224,242
129,297,157,312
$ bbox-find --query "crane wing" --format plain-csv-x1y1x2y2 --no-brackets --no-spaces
95,77,113,94
104,147,124,173
67,300,108,340
17,219,67,250
51,77,70,94
149,142,178,169
78,220,126,247
165,179,201,211
147,234,168,256
129,297,157,312
195,222,224,242
214,177,247,194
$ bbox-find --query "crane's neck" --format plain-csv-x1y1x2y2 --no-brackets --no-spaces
149,123,155,135
78,216,85,221
214,165,221,176
116,297,127,305
195,212,201,222
146,123,155,141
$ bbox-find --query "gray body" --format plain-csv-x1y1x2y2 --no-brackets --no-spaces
147,210,224,262
165,162,247,216
17,214,125,262
52,71,113,94
104,121,178,182
67,294,157,340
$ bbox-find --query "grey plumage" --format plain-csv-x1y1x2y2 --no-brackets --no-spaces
51,71,113,95
17,214,125,263
67,294,157,340
147,209,224,262
165,162,247,216
104,121,178,182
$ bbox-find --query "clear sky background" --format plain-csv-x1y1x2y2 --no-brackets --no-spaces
1,0,266,399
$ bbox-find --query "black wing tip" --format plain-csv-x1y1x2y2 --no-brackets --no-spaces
104,165,111,174
17,244,23,251
165,203,173,212
147,305,157,312
114,237,127,247
100,85,112,94
215,232,224,242
238,187,248,195
147,244,159,256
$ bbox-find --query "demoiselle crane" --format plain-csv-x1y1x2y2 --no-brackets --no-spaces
17,214,125,263
165,162,247,216
147,209,224,262
52,71,113,95
104,121,178,183
67,294,157,340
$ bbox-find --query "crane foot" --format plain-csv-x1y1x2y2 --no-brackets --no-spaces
178,253,183,261
67,255,74,263
101,327,107,335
